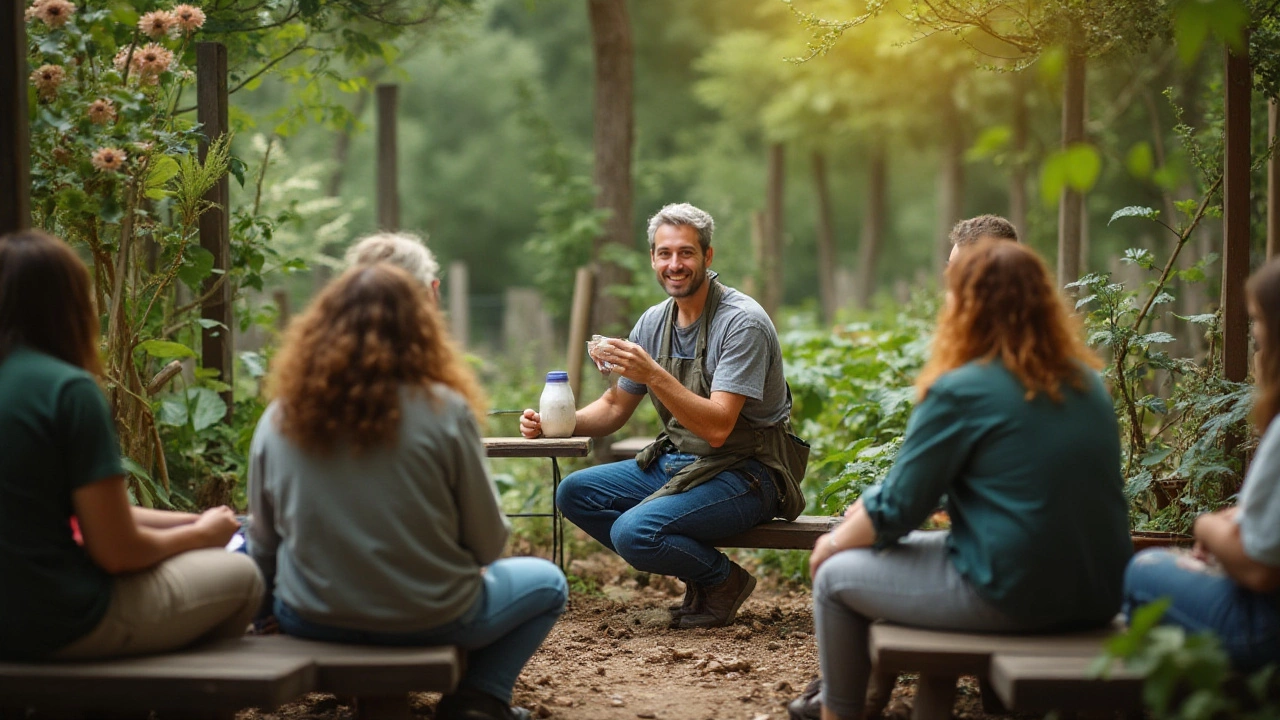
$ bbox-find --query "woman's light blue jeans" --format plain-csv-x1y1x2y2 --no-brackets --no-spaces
1123,547,1280,672
555,453,778,587
275,556,567,704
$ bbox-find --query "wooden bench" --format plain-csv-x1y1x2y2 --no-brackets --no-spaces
0,635,461,720
869,620,1142,720
610,435,840,550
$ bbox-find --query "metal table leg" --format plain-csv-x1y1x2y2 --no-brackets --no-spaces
552,457,564,571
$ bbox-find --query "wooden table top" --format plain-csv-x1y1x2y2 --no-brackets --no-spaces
482,436,593,458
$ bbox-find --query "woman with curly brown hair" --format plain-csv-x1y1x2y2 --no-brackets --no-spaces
247,263,566,720
789,240,1132,720
0,230,262,661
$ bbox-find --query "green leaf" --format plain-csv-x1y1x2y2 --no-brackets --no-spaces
966,125,1012,161
145,155,180,200
1138,332,1176,346
228,156,247,188
1173,0,1249,66
1040,144,1101,205
137,339,197,359
240,351,268,379
1109,206,1160,226
1174,198,1199,219
188,387,227,431
1126,142,1154,179
1175,313,1217,326
178,246,216,288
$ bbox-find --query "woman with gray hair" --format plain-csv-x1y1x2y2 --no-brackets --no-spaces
345,231,441,302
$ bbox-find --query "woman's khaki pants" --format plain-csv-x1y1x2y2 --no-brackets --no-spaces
52,549,264,660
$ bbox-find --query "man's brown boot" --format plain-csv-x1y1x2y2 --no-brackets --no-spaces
676,563,755,629
668,582,704,622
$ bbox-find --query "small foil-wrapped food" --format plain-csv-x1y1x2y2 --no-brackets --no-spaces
587,334,617,375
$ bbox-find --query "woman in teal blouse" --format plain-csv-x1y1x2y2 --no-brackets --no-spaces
790,241,1132,720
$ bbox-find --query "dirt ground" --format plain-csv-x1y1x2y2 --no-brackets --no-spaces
245,551,1011,720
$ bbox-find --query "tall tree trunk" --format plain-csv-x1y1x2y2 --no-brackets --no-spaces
763,143,785,320
1222,41,1251,385
1009,72,1028,240
935,95,965,275
811,151,837,323
856,146,887,309
587,0,634,335
1,1,30,234
1058,48,1086,288
1269,98,1279,260
1177,51,1210,356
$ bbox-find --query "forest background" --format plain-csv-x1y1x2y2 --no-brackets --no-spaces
19,0,1277,564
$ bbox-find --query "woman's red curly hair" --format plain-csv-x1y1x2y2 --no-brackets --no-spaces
268,263,486,454
915,239,1101,402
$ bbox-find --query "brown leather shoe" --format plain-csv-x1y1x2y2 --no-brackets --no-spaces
668,581,704,621
676,563,755,629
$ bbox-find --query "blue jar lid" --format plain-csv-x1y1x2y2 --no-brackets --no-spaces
546,371,569,382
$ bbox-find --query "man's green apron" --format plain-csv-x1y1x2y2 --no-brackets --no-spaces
633,280,809,520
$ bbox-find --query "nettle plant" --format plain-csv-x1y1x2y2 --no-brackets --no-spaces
784,293,936,514
26,1,291,506
1070,195,1252,533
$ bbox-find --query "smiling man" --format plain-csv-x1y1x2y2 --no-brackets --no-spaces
520,203,809,628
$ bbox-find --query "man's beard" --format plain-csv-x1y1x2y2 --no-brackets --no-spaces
657,264,707,298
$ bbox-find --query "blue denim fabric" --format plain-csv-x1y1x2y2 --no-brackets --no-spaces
275,556,567,704
555,453,778,587
1123,547,1280,672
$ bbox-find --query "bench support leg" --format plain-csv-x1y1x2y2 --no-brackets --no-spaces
978,677,1006,714
354,695,412,720
911,674,955,720
866,666,894,717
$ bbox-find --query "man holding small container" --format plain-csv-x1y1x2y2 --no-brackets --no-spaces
520,202,808,628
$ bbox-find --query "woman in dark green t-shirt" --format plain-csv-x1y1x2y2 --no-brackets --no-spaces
790,240,1132,720
0,230,263,660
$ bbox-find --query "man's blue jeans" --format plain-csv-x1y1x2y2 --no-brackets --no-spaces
1123,547,1280,671
556,453,778,587
275,557,567,704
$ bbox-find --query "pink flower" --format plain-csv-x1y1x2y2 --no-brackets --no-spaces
130,43,174,85
30,64,65,100
33,0,74,28
170,4,206,34
137,10,174,39
87,98,116,124
91,147,127,172
113,46,134,73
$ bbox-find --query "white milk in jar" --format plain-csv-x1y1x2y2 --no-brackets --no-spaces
539,371,576,438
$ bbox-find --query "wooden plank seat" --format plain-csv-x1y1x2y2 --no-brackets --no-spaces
989,654,1144,713
0,635,462,720
609,435,840,550
869,620,1129,720
715,515,841,549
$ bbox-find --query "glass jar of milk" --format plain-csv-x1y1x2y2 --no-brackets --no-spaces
539,371,576,438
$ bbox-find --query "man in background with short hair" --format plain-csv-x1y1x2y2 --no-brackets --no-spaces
948,214,1019,265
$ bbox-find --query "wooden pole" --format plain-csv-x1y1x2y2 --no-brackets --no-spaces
448,261,469,348
1223,42,1252,384
566,266,595,402
1,2,30,235
196,42,232,418
376,84,400,231
1268,98,1279,260
764,143,785,320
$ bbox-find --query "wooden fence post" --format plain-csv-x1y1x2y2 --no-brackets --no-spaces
1,2,30,235
448,261,469,348
197,42,232,418
376,84,399,231
1222,41,1251,385
567,266,595,402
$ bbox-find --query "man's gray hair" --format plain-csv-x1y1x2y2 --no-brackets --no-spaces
949,214,1019,247
647,203,715,252
344,231,440,287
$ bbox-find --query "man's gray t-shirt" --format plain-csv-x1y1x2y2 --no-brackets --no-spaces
1239,419,1280,567
617,280,790,427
